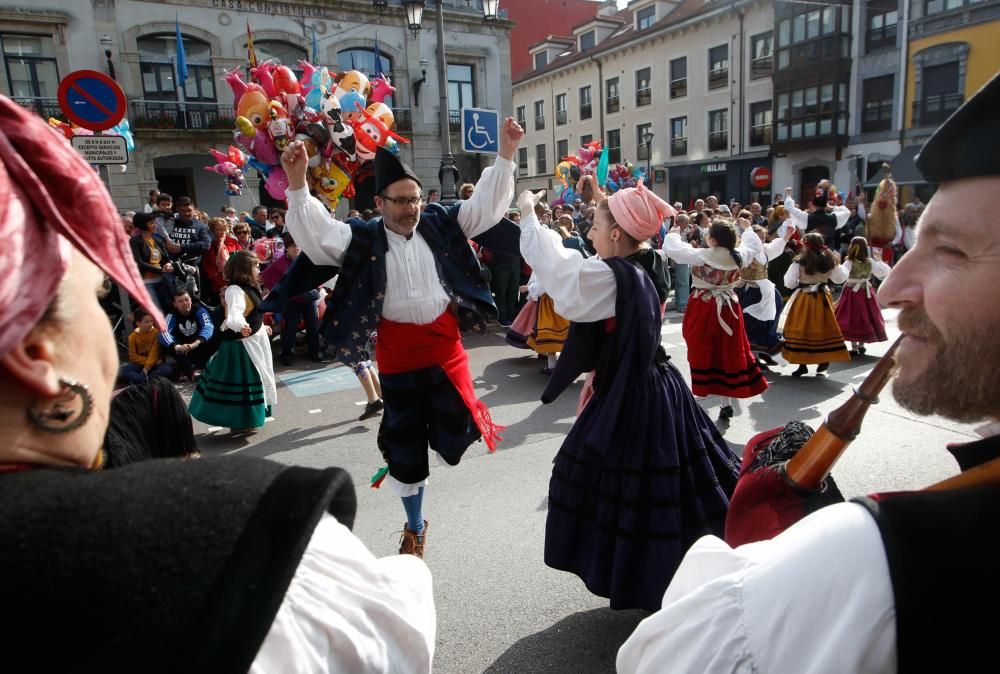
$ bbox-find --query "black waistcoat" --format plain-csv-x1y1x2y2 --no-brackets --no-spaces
0,457,356,673
854,433,1000,673
807,210,838,242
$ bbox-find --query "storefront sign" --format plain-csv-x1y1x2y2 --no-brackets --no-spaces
700,162,727,174
750,167,772,188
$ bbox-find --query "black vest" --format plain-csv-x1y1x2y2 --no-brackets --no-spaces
854,434,1000,673
807,210,838,243
220,283,264,341
0,457,356,673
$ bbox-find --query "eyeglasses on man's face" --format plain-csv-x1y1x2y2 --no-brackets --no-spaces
382,195,424,207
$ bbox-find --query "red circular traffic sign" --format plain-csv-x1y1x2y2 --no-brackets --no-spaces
57,69,127,132
750,167,772,188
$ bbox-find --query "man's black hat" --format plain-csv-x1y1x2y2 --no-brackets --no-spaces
374,147,422,195
916,71,1000,183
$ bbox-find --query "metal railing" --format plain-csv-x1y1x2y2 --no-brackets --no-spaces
708,131,728,151
535,114,545,130
750,56,773,80
671,137,687,156
448,109,461,130
749,125,772,147
606,95,620,114
579,102,592,119
709,68,728,90
912,93,962,127
636,88,652,107
13,96,64,120
130,100,235,130
670,78,687,99
556,109,567,125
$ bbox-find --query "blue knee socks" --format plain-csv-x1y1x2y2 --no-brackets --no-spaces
401,487,425,537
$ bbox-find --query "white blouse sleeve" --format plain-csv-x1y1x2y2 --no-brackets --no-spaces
871,259,891,280
783,261,802,290
251,514,435,674
857,201,867,221
616,503,896,674
526,272,545,300
829,260,849,284
221,285,249,333
840,259,853,277
734,228,763,267
519,212,617,322
661,232,709,265
763,236,788,262
833,204,852,229
457,156,516,239
285,186,353,267
783,197,808,230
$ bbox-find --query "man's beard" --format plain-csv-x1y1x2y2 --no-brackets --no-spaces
893,307,1000,422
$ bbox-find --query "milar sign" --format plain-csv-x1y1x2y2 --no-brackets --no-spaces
700,162,727,174
71,135,129,165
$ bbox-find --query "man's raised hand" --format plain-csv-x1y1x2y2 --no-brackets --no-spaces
281,140,310,191
517,189,545,217
499,117,525,161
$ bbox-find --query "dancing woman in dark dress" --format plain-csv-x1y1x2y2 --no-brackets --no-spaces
517,184,741,611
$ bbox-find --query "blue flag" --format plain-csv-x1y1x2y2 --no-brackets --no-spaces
374,33,384,77
175,15,188,87
311,25,318,63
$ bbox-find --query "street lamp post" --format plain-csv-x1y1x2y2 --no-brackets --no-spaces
394,0,499,203
642,130,654,185
99,35,116,80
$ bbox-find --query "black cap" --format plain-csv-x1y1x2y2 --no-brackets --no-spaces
916,71,1000,184
374,147,422,196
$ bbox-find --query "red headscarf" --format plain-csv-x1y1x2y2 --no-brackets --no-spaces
0,95,164,358
607,178,677,242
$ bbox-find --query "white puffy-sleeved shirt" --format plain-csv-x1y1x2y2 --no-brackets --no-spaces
660,229,763,270
841,258,892,281
784,260,849,289
778,197,851,239
252,513,436,673
616,503,897,674
285,157,516,326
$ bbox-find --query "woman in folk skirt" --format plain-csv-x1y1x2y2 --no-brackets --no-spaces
661,217,768,419
737,223,795,367
189,250,277,432
835,236,891,355
518,182,741,611
780,232,850,376
525,274,569,374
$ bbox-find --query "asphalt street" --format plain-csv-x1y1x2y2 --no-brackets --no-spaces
188,307,977,673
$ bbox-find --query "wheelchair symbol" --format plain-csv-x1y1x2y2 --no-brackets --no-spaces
466,113,495,150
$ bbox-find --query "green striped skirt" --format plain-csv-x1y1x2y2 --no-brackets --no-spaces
189,341,268,429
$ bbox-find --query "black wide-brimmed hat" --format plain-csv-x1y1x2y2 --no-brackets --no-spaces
374,147,422,195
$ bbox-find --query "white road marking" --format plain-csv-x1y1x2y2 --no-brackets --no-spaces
308,409,322,414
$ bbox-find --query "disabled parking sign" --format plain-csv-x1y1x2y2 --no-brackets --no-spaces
461,107,499,155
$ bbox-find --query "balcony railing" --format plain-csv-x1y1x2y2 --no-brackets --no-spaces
751,56,773,80
749,124,772,147
670,78,687,99
580,103,592,119
14,96,64,120
671,137,687,156
535,115,545,130
912,93,962,127
709,67,728,90
131,100,235,130
862,101,893,133
708,131,728,151
635,88,652,107
865,23,897,53
449,109,461,130
607,146,621,163
517,117,526,129
556,109,568,125
637,143,650,160
606,95,620,114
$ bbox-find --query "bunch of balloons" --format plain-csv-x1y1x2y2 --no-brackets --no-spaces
551,139,646,206
210,59,410,211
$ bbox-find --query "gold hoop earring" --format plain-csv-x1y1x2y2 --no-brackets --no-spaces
27,378,94,434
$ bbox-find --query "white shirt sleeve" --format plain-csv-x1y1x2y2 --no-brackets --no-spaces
857,201,867,221
783,261,802,290
783,197,808,230
829,260,849,284
734,228,763,266
526,272,545,300
661,232,709,265
763,236,788,262
833,205,852,229
519,212,617,322
871,259,891,280
840,259,853,277
222,285,249,333
285,186,354,267
457,156,516,239
252,514,436,674
616,503,896,674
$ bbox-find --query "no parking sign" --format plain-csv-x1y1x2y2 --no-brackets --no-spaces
57,70,127,132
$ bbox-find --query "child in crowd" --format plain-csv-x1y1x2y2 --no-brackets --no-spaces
119,308,173,385
835,236,891,355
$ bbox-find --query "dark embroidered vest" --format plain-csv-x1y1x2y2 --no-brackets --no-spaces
848,259,872,280
322,208,497,366
854,433,1000,673
220,284,263,341
807,210,838,243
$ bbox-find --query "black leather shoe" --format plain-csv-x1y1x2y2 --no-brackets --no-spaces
359,399,384,421
757,352,778,366
791,364,808,377
816,362,830,374
309,354,331,364
719,405,734,419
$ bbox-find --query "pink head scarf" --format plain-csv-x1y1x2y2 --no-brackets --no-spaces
607,178,677,242
0,95,164,358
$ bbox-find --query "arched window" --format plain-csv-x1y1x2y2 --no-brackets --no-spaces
138,33,215,102
253,40,307,67
337,48,394,107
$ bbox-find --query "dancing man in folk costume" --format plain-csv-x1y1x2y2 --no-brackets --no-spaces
618,71,1000,674
517,182,741,611
282,119,524,558
661,215,768,419
783,181,852,249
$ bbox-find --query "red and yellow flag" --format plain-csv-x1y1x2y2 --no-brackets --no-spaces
246,21,257,68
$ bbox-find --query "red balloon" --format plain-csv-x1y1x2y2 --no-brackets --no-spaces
272,65,301,95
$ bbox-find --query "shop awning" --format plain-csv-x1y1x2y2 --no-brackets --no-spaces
864,144,930,187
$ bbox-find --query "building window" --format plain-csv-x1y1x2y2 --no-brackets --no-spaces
774,80,848,142
750,32,773,80
447,64,474,128
749,100,772,146
670,116,687,156
534,51,548,70
708,45,728,90
635,67,651,107
861,75,894,132
607,129,621,163
516,105,526,129
866,2,898,53
775,6,851,71
518,147,528,177
708,109,728,151
139,34,215,103
669,57,687,99
556,93,567,125
915,61,962,126
580,133,593,148
534,99,545,130
637,5,656,30
579,85,592,120
606,77,620,114
336,47,392,106
579,30,595,51
636,123,652,160
536,143,547,174
1,33,59,113
557,138,569,161
925,0,971,15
